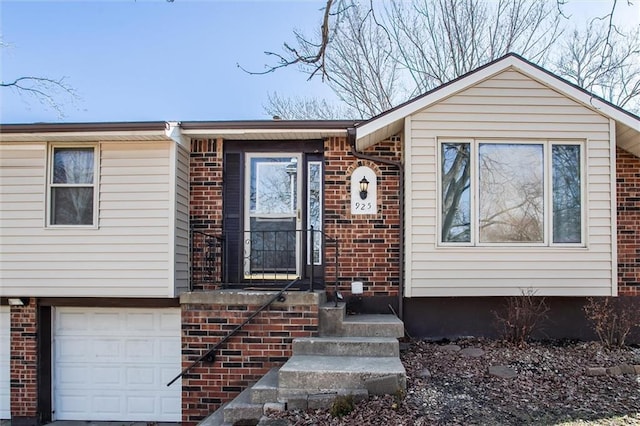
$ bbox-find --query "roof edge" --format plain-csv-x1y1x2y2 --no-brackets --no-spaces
179,120,358,131
0,121,169,134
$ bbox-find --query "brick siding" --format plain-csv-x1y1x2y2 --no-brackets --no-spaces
180,293,319,424
617,147,640,295
9,299,38,419
324,136,402,298
190,138,224,291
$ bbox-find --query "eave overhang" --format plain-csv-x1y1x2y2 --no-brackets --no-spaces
354,53,640,157
0,121,172,142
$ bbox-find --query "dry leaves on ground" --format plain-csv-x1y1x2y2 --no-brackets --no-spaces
266,339,640,425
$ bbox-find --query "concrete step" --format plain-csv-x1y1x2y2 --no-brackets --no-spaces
223,386,263,425
277,387,369,411
197,402,229,426
278,355,406,394
293,336,399,357
318,302,345,336
251,367,280,404
342,314,404,338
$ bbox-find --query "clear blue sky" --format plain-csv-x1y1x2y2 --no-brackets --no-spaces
1,0,337,123
1,1,638,124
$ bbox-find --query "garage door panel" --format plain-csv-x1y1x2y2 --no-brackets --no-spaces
127,395,157,415
54,307,180,421
1,306,9,419
125,339,155,358
126,312,155,330
125,366,155,386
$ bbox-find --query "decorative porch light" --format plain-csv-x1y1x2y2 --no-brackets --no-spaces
359,176,369,200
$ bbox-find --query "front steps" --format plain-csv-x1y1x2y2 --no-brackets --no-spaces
199,301,406,425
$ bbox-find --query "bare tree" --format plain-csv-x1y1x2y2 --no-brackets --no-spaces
261,0,639,117
553,23,640,112
1,40,79,118
264,92,356,120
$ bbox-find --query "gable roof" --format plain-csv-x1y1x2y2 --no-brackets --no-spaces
354,53,640,157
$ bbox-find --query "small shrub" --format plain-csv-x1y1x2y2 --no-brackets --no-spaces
392,388,406,410
493,289,549,346
583,296,640,348
330,395,354,418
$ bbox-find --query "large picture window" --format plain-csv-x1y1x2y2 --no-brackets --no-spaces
49,146,96,226
440,140,582,246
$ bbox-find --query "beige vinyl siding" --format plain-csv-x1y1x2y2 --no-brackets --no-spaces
406,69,614,297
0,140,177,298
173,142,190,294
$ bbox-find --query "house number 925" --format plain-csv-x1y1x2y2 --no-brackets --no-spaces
355,202,372,211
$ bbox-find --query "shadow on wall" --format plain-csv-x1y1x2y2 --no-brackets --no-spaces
403,296,640,344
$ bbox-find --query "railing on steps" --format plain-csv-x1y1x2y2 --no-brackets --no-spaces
190,226,340,293
190,228,225,287
167,278,302,387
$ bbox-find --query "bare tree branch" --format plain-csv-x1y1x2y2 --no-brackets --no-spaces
262,0,639,118
1,76,79,118
238,0,342,81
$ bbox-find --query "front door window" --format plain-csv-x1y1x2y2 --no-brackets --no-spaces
245,154,302,278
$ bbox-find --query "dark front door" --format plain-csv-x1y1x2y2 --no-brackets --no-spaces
222,142,324,285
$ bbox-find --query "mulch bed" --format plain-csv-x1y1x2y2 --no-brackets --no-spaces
266,339,640,425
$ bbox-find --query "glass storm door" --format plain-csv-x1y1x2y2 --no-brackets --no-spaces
244,154,302,278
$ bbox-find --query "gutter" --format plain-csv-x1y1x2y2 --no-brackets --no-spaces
347,127,405,320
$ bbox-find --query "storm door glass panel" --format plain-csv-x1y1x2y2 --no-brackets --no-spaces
552,145,581,243
245,155,301,277
479,144,544,243
307,161,322,264
441,143,471,243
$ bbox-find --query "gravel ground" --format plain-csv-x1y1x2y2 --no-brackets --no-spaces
266,339,640,425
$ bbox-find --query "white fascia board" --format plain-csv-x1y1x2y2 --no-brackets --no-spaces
356,55,640,148
355,58,517,144
0,130,171,142
180,128,348,137
511,60,640,132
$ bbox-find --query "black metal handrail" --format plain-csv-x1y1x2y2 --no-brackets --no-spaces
191,228,225,287
167,278,301,387
191,227,339,292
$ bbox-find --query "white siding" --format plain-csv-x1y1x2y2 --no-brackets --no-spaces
406,70,614,297
0,141,177,298
174,142,190,294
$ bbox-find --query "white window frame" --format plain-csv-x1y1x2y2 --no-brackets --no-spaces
46,143,99,228
437,138,585,247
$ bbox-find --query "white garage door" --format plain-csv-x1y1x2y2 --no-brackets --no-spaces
53,307,181,421
0,306,10,419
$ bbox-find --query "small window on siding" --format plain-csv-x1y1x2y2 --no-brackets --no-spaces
441,143,471,243
49,146,96,226
552,144,581,243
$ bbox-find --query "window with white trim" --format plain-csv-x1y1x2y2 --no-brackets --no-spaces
49,146,96,226
440,140,583,246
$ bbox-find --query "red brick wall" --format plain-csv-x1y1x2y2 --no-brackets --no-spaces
324,136,402,298
190,138,224,291
181,293,319,424
617,147,640,295
10,299,38,418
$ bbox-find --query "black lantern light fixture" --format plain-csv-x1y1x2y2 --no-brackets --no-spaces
359,176,369,200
